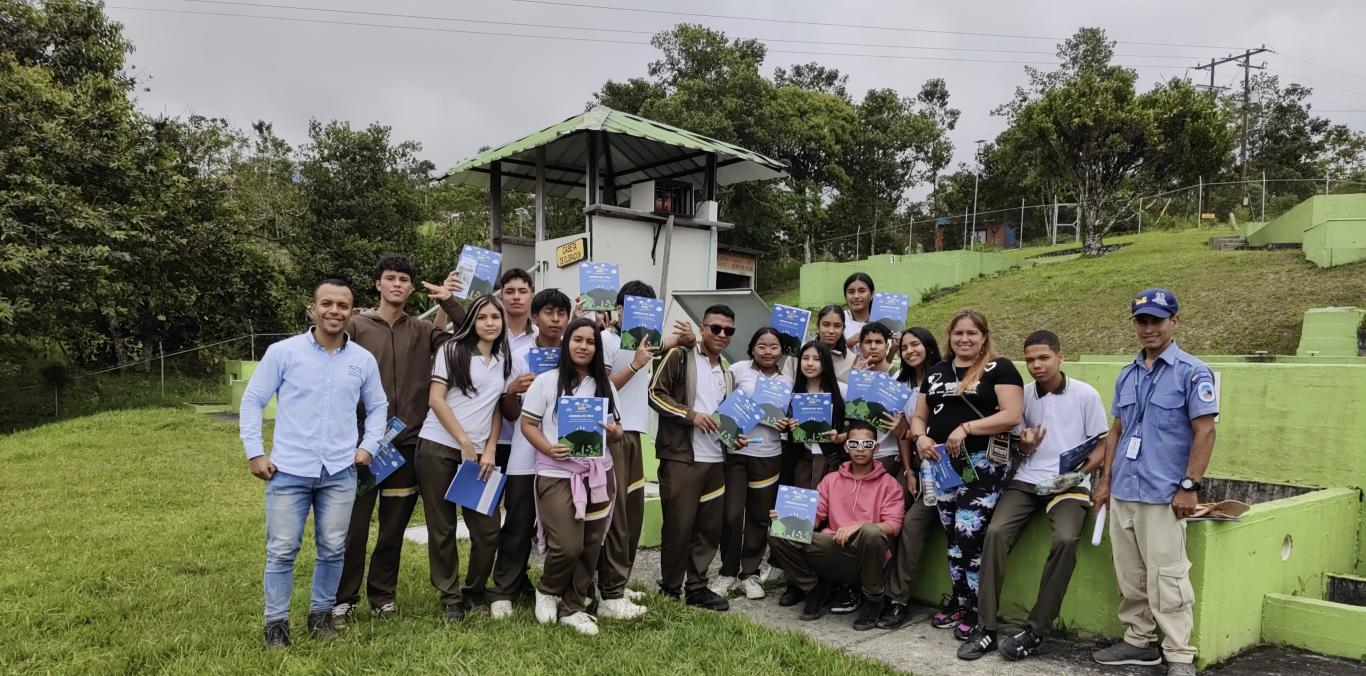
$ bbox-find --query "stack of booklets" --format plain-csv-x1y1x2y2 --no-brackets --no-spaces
845,370,913,431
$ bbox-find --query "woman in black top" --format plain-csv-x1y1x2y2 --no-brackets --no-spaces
909,309,1023,639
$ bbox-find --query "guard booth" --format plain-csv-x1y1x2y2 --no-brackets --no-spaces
437,105,786,343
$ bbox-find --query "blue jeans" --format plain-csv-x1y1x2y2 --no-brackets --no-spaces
263,467,356,622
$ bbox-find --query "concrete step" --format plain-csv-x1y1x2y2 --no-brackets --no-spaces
1209,234,1250,251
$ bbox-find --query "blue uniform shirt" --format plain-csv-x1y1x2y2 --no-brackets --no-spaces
1110,342,1218,504
240,329,388,478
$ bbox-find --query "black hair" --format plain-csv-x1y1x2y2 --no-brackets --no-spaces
617,280,657,307
439,294,511,397
497,268,534,291
531,288,572,315
844,419,878,437
793,340,845,431
315,278,353,300
859,322,893,342
843,272,875,296
898,326,943,386
745,327,783,361
553,317,619,421
816,304,847,355
702,304,735,321
373,254,416,282
1024,329,1062,353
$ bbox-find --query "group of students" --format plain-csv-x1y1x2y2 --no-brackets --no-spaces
240,257,1216,676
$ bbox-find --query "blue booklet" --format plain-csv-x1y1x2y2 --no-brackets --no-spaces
620,295,665,350
928,444,979,491
1058,433,1105,474
751,377,794,429
526,347,561,376
711,392,763,450
769,304,811,358
870,292,910,334
770,485,820,543
789,393,834,444
557,396,607,458
579,262,620,311
453,245,502,300
845,371,911,432
358,417,407,495
444,460,507,516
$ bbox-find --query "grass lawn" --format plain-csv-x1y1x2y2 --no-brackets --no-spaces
0,408,898,675
765,228,1366,358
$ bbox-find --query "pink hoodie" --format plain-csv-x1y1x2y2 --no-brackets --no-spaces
816,460,905,535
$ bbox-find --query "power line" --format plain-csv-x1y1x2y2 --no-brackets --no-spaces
497,0,1249,50
1277,52,1366,83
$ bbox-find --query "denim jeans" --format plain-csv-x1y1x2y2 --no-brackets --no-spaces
263,466,356,622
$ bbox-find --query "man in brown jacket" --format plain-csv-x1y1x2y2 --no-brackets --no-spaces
649,304,737,611
332,254,466,626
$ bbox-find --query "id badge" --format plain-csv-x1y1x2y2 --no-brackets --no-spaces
1124,436,1142,460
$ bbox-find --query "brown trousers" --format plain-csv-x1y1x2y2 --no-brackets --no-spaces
337,442,420,608
598,431,645,599
536,472,615,616
767,524,892,599
886,497,942,604
658,458,725,594
489,443,537,603
719,453,782,578
414,438,501,606
979,483,1088,635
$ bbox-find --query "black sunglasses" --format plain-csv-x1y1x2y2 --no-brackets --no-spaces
844,439,877,450
705,324,737,337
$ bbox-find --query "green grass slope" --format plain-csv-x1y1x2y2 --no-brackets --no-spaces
0,409,896,675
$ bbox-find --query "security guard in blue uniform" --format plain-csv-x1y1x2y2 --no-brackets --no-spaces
1092,288,1218,676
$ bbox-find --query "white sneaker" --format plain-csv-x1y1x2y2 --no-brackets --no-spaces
559,611,600,636
624,588,647,603
758,563,784,585
598,597,648,620
534,590,561,625
490,600,513,620
741,576,766,600
708,575,738,598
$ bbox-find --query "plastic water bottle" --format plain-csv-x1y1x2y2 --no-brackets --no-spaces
920,464,938,507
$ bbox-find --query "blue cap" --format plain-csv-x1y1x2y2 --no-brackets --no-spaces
1131,288,1178,318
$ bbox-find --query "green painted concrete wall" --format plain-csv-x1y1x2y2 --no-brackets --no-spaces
1306,219,1366,267
1242,194,1366,268
1263,594,1366,661
1081,354,1366,365
1295,307,1365,357
798,250,1025,309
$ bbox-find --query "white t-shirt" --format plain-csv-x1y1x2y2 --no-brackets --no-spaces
690,350,727,463
521,371,618,478
497,325,540,444
1014,375,1110,486
600,328,652,434
730,360,792,459
801,381,847,455
843,310,866,352
420,350,506,451
505,342,558,476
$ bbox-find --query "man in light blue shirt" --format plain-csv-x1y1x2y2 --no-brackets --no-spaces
240,278,387,649
1093,288,1218,676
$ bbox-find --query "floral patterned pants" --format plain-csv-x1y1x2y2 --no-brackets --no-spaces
935,458,1009,613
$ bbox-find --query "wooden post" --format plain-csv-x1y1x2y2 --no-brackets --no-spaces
585,133,598,252
535,146,546,242
159,341,165,398
657,215,676,301
705,153,717,203
600,132,617,206
490,160,504,252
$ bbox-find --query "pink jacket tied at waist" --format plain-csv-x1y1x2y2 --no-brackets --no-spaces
536,451,614,521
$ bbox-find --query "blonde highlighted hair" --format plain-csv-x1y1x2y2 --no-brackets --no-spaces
946,309,996,395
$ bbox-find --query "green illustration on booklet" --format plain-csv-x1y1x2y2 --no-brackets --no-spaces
557,396,606,458
711,392,763,450
578,262,620,312
770,485,819,543
751,377,793,429
844,369,912,432
620,295,665,350
789,393,834,443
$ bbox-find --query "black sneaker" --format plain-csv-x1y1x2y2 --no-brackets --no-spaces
307,611,338,640
876,601,911,629
999,628,1042,660
952,612,979,641
956,626,997,661
778,584,806,607
462,590,488,614
828,585,860,615
263,619,289,650
799,582,831,621
442,602,466,622
329,602,354,629
852,597,884,631
685,587,730,612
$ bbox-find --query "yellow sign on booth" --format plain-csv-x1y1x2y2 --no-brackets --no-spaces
556,238,587,268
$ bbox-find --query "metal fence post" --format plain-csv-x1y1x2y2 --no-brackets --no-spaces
249,320,256,361
159,341,165,398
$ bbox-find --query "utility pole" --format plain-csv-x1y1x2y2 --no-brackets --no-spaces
1194,47,1269,205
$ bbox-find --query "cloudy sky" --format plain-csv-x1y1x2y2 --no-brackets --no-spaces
107,0,1366,175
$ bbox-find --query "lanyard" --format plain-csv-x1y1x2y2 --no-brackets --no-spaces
1132,362,1167,427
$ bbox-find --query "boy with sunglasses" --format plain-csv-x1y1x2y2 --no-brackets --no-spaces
769,420,905,630
649,304,739,611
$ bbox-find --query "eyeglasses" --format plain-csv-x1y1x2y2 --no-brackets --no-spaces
844,439,877,450
705,324,736,337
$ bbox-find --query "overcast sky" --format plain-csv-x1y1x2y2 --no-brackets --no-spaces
108,0,1366,178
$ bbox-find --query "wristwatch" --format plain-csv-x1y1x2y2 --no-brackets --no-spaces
1179,477,1202,492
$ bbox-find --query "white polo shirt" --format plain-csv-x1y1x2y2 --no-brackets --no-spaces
497,324,539,445
1014,374,1110,486
420,350,506,450
730,360,792,459
505,341,558,476
690,349,727,463
600,328,652,434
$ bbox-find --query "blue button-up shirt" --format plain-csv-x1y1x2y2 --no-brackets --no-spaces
1110,342,1218,504
240,329,388,478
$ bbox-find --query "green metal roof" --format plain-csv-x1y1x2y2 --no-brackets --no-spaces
439,105,787,200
